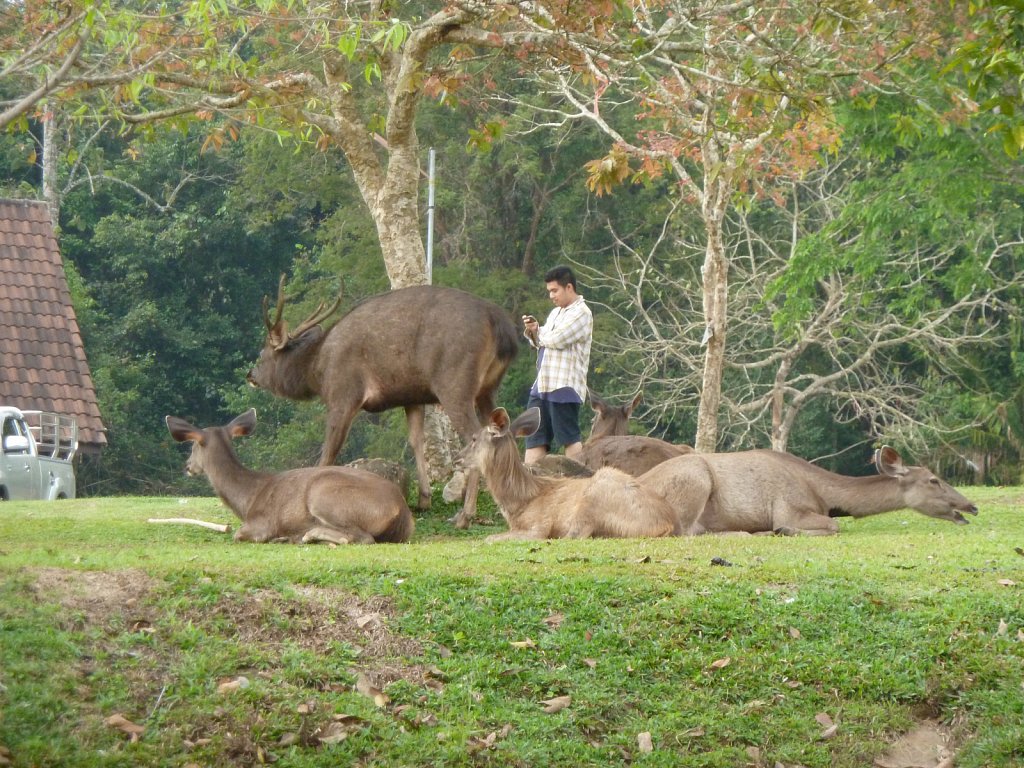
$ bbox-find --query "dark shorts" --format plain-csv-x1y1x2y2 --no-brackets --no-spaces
524,397,582,451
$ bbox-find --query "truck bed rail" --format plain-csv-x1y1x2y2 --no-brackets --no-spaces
21,411,78,461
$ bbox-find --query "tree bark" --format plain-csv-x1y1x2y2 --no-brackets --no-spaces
694,139,732,453
42,110,61,233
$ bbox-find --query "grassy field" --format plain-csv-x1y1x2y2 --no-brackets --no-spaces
0,485,1022,767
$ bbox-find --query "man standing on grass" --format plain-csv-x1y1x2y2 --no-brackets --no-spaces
522,265,593,464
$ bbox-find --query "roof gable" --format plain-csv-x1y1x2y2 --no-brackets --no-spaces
0,198,106,451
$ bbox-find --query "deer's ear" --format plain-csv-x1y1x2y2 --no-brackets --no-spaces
588,389,606,413
875,446,907,477
510,407,541,438
489,408,510,432
227,409,257,438
166,416,203,444
628,391,643,415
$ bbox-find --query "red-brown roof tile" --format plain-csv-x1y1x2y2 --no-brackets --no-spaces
0,198,106,452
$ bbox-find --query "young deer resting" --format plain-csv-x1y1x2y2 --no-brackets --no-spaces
166,409,414,544
580,391,693,476
468,407,682,542
639,446,978,536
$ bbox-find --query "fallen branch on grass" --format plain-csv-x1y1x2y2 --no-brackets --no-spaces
147,517,231,533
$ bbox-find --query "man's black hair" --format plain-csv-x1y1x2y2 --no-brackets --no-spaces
544,265,577,290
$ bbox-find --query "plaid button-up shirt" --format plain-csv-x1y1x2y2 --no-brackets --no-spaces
527,296,593,402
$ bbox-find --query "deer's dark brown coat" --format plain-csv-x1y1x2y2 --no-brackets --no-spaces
246,277,519,528
580,391,693,476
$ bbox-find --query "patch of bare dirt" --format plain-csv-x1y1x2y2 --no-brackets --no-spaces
29,567,158,628
178,584,428,687
27,568,429,689
874,719,956,768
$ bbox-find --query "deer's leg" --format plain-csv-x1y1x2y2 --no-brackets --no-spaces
405,405,432,509
301,525,376,545
438,398,487,530
773,510,840,536
451,468,482,529
564,522,595,539
320,404,359,467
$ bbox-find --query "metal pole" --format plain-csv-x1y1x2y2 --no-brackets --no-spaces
426,147,436,285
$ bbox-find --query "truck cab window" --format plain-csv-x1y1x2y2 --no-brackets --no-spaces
2,418,29,454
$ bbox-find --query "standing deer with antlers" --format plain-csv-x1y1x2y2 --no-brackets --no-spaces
246,276,519,528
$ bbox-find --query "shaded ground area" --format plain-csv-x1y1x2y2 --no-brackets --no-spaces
23,568,440,762
18,567,969,767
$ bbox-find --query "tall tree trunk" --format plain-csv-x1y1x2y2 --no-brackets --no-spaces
694,151,731,453
41,109,61,232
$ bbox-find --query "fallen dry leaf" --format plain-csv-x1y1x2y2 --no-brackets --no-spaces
820,724,839,740
355,673,390,707
637,731,654,753
105,713,145,741
543,612,565,629
277,732,299,747
680,726,705,738
709,657,731,670
216,676,250,695
467,724,513,752
510,638,537,649
355,612,383,630
317,721,358,745
998,619,1009,636
789,627,801,639
815,712,834,728
539,695,571,714
998,579,1017,587
582,658,597,669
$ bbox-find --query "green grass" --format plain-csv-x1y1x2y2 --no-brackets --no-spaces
1,486,1022,767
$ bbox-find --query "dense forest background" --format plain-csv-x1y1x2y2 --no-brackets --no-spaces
2,2,1023,496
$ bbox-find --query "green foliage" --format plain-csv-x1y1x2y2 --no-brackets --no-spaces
945,0,1024,156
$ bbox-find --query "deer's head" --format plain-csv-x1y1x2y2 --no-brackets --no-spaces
246,275,341,395
165,409,257,477
874,446,979,524
589,390,642,440
464,407,541,475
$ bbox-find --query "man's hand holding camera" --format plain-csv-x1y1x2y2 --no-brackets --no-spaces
522,314,539,344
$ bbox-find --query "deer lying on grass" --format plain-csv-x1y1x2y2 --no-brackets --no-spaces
638,446,978,536
467,407,681,542
166,409,414,544
580,391,693,476
246,275,519,529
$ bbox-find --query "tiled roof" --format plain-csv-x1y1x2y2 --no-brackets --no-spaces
0,198,106,452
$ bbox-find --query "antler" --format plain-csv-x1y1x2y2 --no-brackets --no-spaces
262,274,343,351
262,274,287,336
287,293,343,341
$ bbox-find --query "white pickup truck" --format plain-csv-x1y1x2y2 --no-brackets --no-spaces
0,406,77,501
